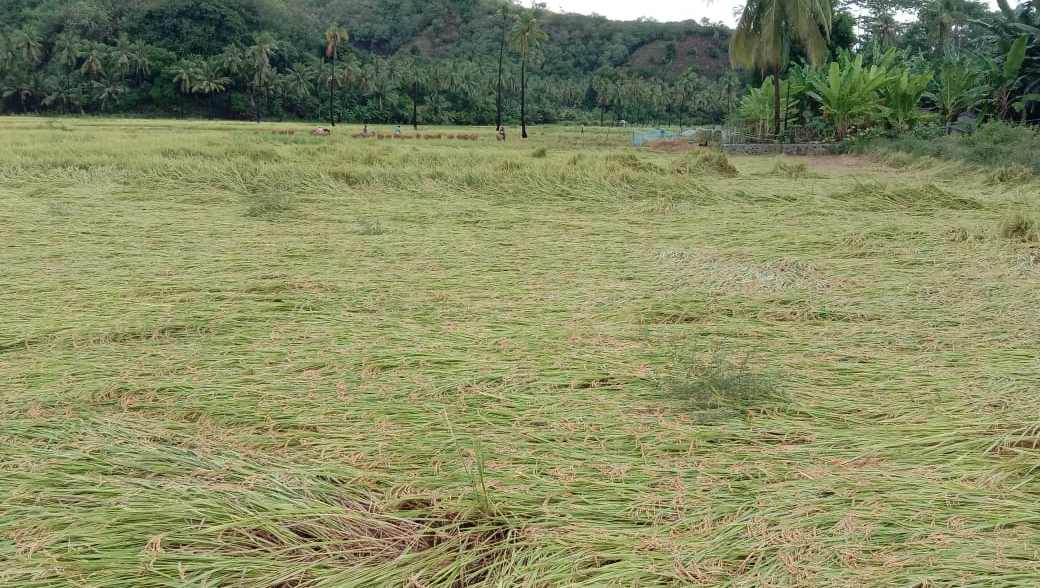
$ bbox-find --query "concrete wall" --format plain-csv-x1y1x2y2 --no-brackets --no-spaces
723,143,839,156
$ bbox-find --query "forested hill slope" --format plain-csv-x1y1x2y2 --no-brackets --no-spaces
304,0,732,79
0,0,734,123
1,0,731,80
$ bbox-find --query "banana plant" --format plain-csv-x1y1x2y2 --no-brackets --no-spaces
925,59,991,127
881,69,935,132
974,35,1029,120
805,52,890,141
735,76,801,139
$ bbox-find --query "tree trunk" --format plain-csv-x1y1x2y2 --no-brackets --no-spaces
329,83,335,127
783,79,792,140
678,91,685,130
330,55,337,126
772,62,781,138
496,35,505,131
63,70,71,116
412,80,419,129
520,57,528,139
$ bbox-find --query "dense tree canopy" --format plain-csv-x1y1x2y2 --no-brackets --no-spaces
0,0,736,125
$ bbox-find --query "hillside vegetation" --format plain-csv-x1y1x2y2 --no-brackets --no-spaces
0,0,734,124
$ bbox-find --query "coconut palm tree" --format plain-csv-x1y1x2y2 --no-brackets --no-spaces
364,60,399,117
920,0,971,57
109,35,136,92
131,41,151,83
3,70,45,112
324,26,348,126
15,26,42,67
171,59,198,117
96,74,124,111
192,61,232,95
43,74,79,114
730,0,832,137
322,55,360,124
867,14,901,49
397,57,427,129
221,44,244,78
79,42,106,111
247,32,278,123
192,60,232,116
52,33,82,114
283,62,316,116
0,33,16,74
508,10,548,139
675,68,703,128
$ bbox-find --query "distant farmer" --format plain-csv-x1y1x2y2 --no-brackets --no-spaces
497,127,506,141
394,125,402,135
363,124,369,136
580,124,586,136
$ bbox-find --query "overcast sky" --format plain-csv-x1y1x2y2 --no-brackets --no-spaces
551,0,742,25
549,0,1005,26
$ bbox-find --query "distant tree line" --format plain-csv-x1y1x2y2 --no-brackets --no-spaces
0,0,740,126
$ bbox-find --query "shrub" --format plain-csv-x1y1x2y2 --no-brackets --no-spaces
972,121,1036,146
907,122,946,140
864,121,1040,174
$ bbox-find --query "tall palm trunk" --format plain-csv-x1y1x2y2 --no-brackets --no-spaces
496,35,505,131
329,56,336,126
520,57,527,139
412,79,419,129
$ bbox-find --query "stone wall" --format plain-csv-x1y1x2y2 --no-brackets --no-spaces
723,143,839,156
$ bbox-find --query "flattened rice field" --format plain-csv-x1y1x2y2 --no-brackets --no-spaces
2,118,1039,587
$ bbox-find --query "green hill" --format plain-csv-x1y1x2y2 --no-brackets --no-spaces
0,0,736,124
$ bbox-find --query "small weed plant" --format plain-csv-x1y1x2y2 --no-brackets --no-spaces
355,217,387,235
668,353,782,422
772,159,811,178
245,192,294,218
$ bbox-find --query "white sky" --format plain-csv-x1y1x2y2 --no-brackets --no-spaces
549,0,1005,26
551,0,742,25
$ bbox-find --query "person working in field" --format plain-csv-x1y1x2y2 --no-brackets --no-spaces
497,127,506,141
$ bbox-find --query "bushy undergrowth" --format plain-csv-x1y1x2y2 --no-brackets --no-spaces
859,122,1040,173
